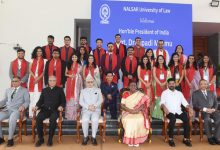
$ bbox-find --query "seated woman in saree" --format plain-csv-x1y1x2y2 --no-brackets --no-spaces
121,81,151,147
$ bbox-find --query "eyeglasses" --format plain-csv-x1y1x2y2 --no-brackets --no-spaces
12,80,19,82
49,80,56,82
87,81,94,83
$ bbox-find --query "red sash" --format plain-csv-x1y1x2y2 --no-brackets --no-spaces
155,67,167,96
29,58,44,92
12,58,28,88
104,53,118,72
60,46,74,62
85,65,95,78
123,56,138,88
184,66,196,100
103,53,118,83
66,63,78,100
45,45,57,60
93,48,105,66
179,54,184,65
169,64,183,79
186,66,195,83
85,44,91,54
113,43,125,60
199,66,214,92
133,45,145,59
48,59,62,87
140,68,155,102
156,49,167,61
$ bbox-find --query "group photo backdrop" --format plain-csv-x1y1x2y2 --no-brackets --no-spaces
91,0,192,55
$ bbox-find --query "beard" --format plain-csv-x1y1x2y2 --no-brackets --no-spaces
169,86,175,91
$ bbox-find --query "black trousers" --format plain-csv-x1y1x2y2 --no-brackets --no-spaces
104,99,117,119
202,111,220,138
36,110,59,140
166,112,190,139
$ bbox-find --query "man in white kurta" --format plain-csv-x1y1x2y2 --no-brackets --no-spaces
160,78,193,147
79,74,103,145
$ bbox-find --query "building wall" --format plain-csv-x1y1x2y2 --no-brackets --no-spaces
0,0,219,98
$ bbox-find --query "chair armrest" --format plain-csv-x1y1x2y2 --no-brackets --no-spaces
19,109,25,122
194,108,203,122
77,107,82,121
118,103,122,115
32,109,37,120
103,109,107,122
58,109,63,122
148,107,152,122
161,107,168,122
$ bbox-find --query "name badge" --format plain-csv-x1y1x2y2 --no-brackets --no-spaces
160,73,164,80
204,75,209,81
144,74,149,81
175,73,180,80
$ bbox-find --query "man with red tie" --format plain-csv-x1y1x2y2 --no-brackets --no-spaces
60,36,75,65
42,35,58,60
121,46,138,88
44,49,66,88
78,36,92,54
9,49,29,88
133,37,145,62
91,38,106,70
153,40,170,65
113,34,126,61
101,42,120,84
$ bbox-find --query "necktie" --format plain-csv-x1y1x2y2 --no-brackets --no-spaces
203,91,207,99
109,54,112,71
129,58,132,74
11,88,17,99
65,47,69,63
97,49,101,66
137,48,140,59
49,45,53,59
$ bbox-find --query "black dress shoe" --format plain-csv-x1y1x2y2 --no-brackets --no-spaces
47,140,53,147
213,137,220,145
183,139,192,147
82,137,89,145
0,137,5,144
91,137,97,146
208,138,216,145
35,139,44,147
7,139,14,147
47,137,53,147
168,139,175,147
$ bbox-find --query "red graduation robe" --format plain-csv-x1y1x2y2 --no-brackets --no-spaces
101,53,120,84
113,43,126,61
133,45,145,61
60,46,75,63
43,44,58,60
11,58,28,88
121,56,138,88
92,48,106,67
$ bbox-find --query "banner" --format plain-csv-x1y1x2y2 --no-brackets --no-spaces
91,0,192,55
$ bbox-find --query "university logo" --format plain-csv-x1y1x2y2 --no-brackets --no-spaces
100,4,110,24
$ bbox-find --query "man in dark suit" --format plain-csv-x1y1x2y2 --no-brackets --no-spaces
192,79,220,145
101,72,118,119
33,76,66,147
44,49,66,88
